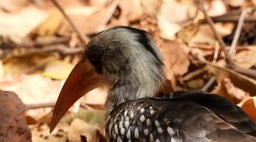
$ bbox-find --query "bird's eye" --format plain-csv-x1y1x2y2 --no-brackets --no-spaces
87,45,105,73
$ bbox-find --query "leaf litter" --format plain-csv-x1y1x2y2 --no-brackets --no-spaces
0,0,256,141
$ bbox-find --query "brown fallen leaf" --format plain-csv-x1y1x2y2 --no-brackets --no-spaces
204,60,256,97
212,78,250,104
233,47,256,69
64,0,118,34
240,97,256,121
68,118,104,142
118,0,143,22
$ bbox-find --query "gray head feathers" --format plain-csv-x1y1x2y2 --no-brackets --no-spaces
85,26,165,112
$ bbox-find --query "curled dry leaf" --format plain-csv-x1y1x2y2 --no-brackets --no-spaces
212,78,250,104
176,23,199,44
68,118,104,142
232,47,256,69
204,60,256,97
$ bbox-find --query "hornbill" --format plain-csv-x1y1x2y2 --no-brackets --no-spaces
50,26,256,141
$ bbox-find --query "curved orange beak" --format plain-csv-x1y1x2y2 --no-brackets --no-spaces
50,58,102,132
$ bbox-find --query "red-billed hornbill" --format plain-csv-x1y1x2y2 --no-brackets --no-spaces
50,26,256,141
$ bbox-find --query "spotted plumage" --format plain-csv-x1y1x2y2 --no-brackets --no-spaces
50,26,256,142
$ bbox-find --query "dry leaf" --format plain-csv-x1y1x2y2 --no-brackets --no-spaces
0,6,47,43
68,118,103,142
32,8,64,37
65,0,118,34
82,88,107,105
42,60,74,80
140,0,160,16
119,0,143,22
159,40,190,76
204,61,256,97
176,23,199,44
0,74,62,104
212,78,250,103
206,0,227,16
62,110,105,128
228,0,245,7
233,47,256,69
240,97,256,121
31,123,67,142
0,0,28,12
3,52,57,78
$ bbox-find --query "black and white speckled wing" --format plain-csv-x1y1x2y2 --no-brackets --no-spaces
106,98,256,142
169,91,256,136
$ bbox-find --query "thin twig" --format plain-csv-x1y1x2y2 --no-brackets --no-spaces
199,1,256,91
229,9,251,54
26,102,56,110
200,16,256,23
2,45,84,59
0,37,69,48
100,0,118,26
201,76,216,92
51,0,88,44
199,1,232,64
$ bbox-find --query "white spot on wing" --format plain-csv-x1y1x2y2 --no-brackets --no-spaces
120,128,125,135
146,119,151,126
130,111,134,118
140,115,145,122
157,127,163,134
114,124,118,133
144,129,149,135
150,134,154,141
155,120,160,127
167,127,175,136
140,108,145,113
124,120,129,128
117,136,122,142
124,110,128,116
126,129,131,139
134,128,139,138
150,109,155,115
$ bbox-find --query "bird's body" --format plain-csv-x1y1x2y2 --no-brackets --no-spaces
106,92,256,142
50,26,256,141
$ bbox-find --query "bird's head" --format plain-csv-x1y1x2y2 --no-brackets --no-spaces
50,26,165,132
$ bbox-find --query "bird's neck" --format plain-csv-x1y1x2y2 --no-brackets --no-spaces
105,73,164,113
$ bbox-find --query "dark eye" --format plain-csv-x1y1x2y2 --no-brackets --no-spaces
87,45,105,74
